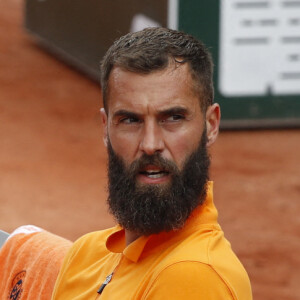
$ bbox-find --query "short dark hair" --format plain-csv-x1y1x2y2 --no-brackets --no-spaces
100,27,214,112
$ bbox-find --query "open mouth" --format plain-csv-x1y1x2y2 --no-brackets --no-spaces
140,170,169,179
138,163,170,182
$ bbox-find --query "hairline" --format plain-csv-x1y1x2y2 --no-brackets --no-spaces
103,59,208,114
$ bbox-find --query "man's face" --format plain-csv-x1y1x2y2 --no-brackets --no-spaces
103,63,207,178
101,63,218,235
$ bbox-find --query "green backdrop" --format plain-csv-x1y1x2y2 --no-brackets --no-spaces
179,0,300,128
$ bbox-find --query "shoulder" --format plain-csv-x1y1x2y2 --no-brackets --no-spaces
65,227,117,263
52,227,118,299
144,261,234,300
143,229,252,300
56,227,118,277
73,227,116,250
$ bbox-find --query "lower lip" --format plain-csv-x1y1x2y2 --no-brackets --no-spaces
136,173,170,184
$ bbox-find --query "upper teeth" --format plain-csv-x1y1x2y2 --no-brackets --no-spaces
143,170,165,178
147,172,164,178
146,170,160,174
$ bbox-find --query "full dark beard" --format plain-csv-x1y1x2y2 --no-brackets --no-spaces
107,131,210,236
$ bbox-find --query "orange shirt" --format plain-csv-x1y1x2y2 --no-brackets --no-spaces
52,182,252,299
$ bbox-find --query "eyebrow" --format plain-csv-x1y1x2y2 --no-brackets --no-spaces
158,107,189,117
112,110,141,119
112,106,189,119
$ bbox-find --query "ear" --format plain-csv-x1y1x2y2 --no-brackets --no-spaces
100,108,108,147
205,103,221,147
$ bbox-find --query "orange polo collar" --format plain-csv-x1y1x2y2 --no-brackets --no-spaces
105,181,218,263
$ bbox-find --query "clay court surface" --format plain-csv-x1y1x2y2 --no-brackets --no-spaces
1,1,300,299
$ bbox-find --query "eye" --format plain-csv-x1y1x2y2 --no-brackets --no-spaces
164,114,185,122
119,116,140,124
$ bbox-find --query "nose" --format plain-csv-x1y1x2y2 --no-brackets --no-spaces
139,120,164,155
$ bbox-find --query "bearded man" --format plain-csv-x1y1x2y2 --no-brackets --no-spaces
52,27,252,300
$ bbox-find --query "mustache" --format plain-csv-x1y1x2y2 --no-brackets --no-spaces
128,153,179,175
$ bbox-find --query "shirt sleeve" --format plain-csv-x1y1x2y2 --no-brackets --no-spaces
143,261,235,300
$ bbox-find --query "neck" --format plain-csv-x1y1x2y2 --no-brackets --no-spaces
125,230,141,246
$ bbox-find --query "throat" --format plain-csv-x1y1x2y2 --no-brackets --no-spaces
125,230,141,246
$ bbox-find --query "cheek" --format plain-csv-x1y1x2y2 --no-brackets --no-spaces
164,131,201,168
108,129,140,161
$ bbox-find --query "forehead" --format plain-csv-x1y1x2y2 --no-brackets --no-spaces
106,64,202,114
